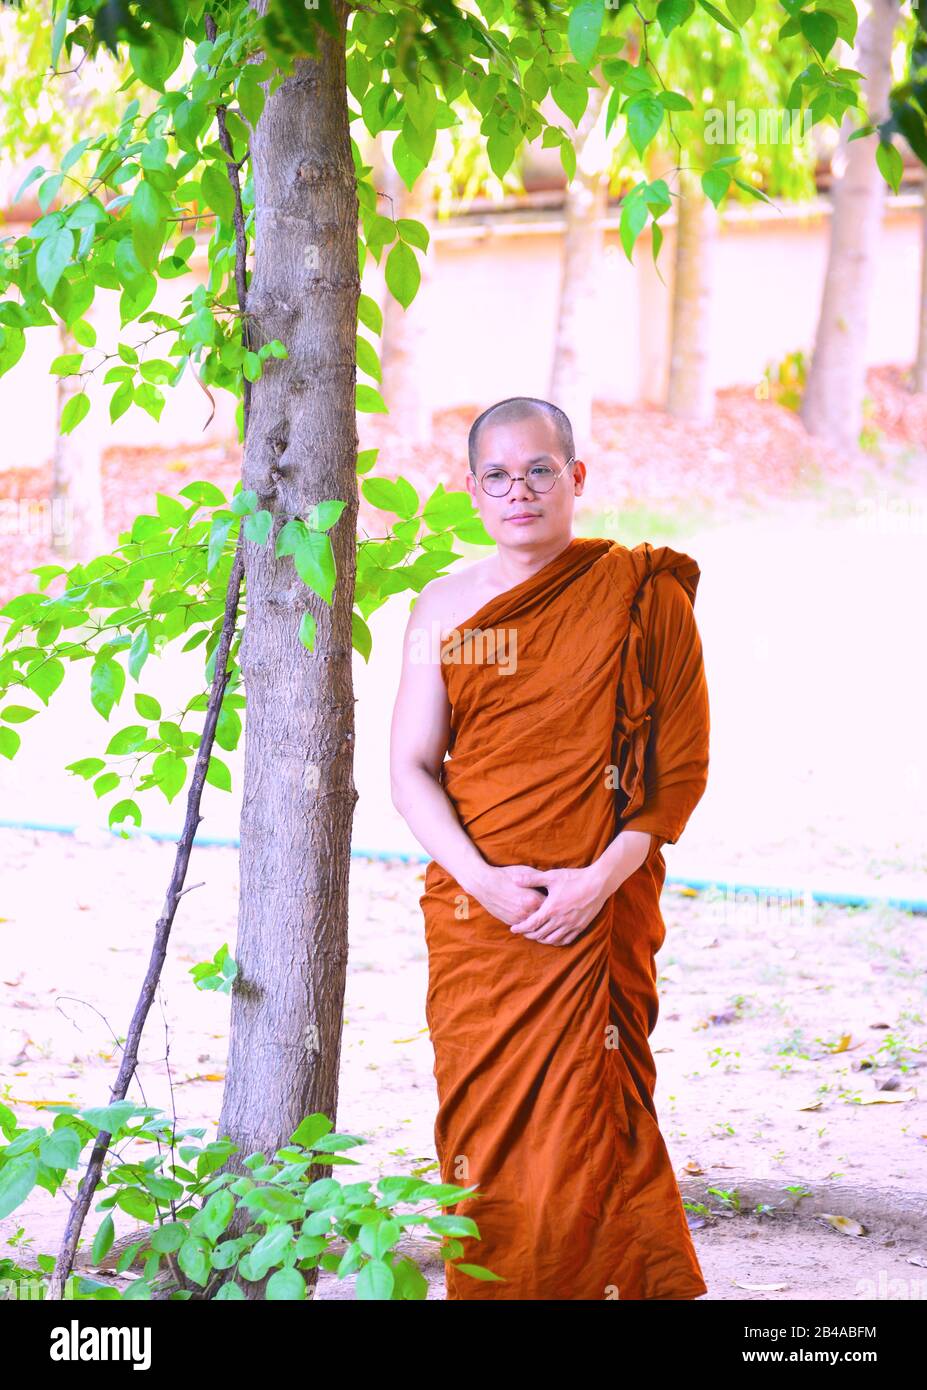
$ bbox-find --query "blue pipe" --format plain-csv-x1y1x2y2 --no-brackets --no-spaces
0,817,923,914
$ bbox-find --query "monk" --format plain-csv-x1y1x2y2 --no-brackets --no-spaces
389,396,711,1300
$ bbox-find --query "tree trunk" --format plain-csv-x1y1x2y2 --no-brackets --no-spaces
913,178,927,392
52,323,105,560
800,0,902,450
378,134,435,446
666,165,717,423
216,0,360,1296
549,81,609,455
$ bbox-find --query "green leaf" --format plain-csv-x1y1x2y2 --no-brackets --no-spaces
244,509,272,545
396,218,429,255
206,755,232,792
568,0,605,69
800,11,838,61
177,1236,210,1287
356,335,381,382
36,228,75,298
230,489,258,516
356,383,388,414
50,354,83,376
135,694,161,720
80,1100,141,1133
66,757,106,780
131,182,169,272
293,532,336,603
91,1214,115,1265
0,1155,38,1219
452,1261,506,1281
71,318,97,348
815,0,857,46
215,1280,245,1299
128,627,150,681
352,611,372,662
657,0,694,34
619,191,649,261
626,96,664,157
90,659,125,721
361,476,419,519
39,1126,82,1170
207,515,234,572
306,500,346,532
201,162,236,225
196,1190,235,1242
298,611,317,652
180,480,226,506
696,0,740,34
150,1224,186,1253
551,75,588,127
726,0,755,23
93,772,120,798
876,140,903,194
1,705,38,724
701,166,731,207
105,725,149,755
14,165,45,204
134,383,165,421
109,799,142,832
60,392,90,435
384,241,420,310
357,293,383,335
290,1114,333,1149
356,1257,394,1300
267,1267,307,1299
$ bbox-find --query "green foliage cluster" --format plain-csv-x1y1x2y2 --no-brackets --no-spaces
0,1102,497,1299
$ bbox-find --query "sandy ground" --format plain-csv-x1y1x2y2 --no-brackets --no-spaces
0,836,924,1301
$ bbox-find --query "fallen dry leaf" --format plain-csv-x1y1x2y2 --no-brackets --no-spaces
816,1213,867,1236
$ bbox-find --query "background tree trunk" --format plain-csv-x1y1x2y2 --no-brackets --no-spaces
800,0,902,451
913,177,927,392
666,164,717,423
378,134,435,447
548,81,608,456
216,0,360,1296
52,322,106,560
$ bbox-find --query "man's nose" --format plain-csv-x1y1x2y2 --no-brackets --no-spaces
508,472,535,500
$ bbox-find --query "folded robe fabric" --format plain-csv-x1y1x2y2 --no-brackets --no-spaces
418,535,711,1300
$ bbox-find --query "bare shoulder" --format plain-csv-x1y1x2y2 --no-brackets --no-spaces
413,556,498,638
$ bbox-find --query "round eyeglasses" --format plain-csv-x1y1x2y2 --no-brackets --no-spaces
478,456,575,498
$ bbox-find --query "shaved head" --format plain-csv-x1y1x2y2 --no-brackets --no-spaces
468,397,574,473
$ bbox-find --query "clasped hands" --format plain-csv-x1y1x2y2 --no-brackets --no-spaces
465,862,616,947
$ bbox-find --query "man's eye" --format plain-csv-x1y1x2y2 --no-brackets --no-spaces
529,467,554,479
485,470,508,481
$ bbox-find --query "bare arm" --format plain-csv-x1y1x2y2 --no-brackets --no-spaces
389,582,491,897
390,582,548,927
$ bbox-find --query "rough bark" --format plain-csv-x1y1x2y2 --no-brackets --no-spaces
548,81,609,454
215,0,360,1296
378,134,435,446
666,165,717,423
800,0,902,450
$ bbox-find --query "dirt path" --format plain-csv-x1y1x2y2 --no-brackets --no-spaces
1,834,924,1299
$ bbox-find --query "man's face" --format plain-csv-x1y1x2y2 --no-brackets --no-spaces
467,414,585,548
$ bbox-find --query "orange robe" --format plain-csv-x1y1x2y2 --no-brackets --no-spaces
419,536,711,1300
